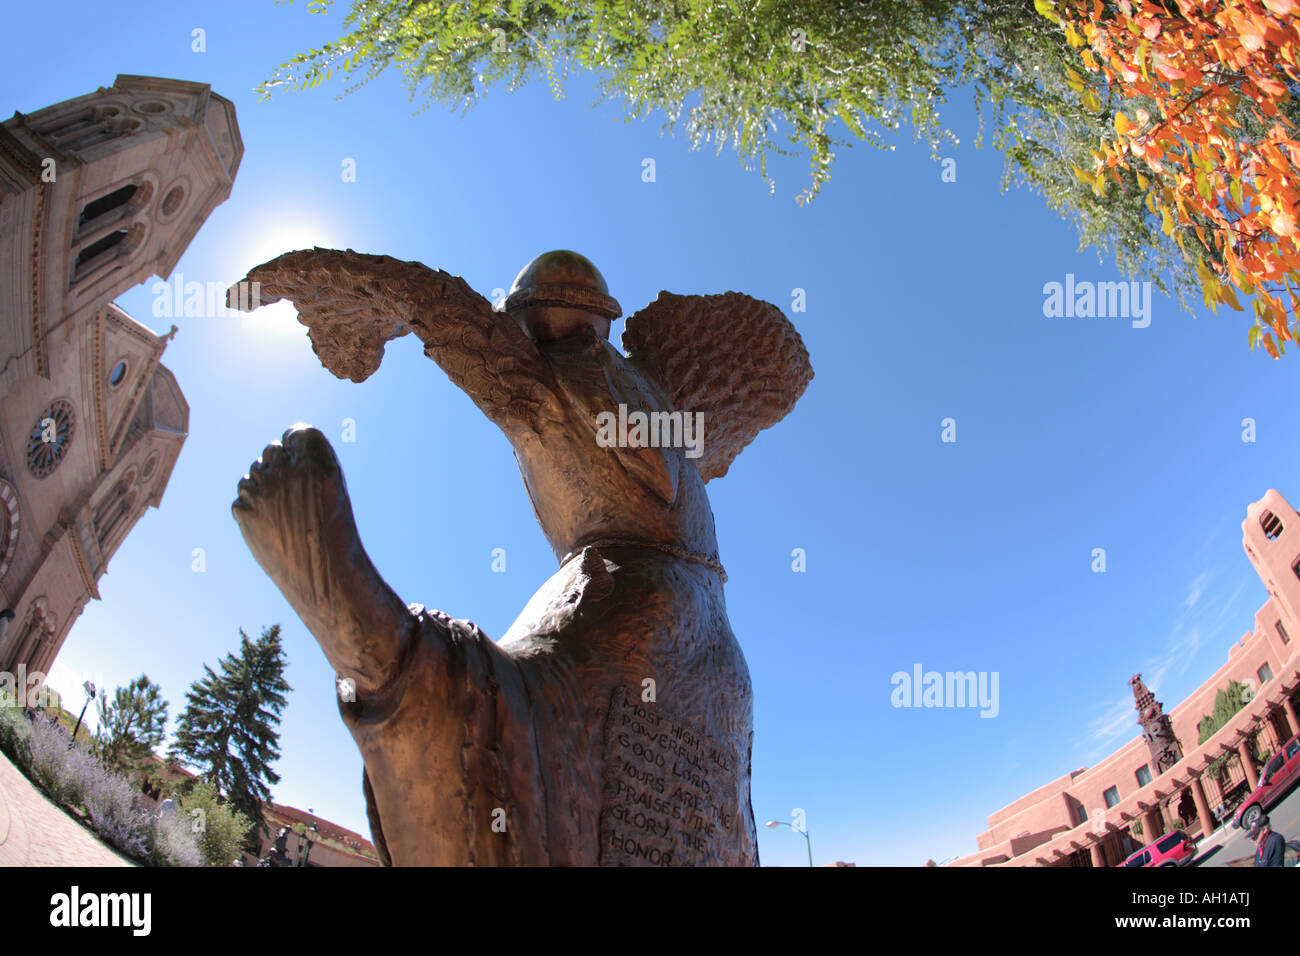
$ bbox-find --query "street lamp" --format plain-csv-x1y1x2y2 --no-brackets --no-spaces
765,819,814,867
299,809,319,867
70,680,96,745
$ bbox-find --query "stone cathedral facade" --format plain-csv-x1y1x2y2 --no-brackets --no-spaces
0,75,240,683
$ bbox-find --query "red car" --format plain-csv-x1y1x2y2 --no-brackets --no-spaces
1120,830,1199,867
1234,733,1300,831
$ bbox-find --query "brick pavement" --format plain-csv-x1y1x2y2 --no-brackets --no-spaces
0,747,135,866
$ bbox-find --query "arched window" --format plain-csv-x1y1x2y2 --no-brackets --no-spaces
94,480,138,553
71,222,143,285
78,184,137,233
1261,510,1284,541
93,479,128,531
5,600,53,673
74,229,129,270
39,105,140,152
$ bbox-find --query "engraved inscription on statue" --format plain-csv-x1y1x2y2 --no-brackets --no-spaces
600,688,738,866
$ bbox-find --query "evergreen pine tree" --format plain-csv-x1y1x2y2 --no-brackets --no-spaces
94,674,168,778
171,625,291,839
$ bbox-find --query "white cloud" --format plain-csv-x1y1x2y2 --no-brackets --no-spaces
1075,696,1134,753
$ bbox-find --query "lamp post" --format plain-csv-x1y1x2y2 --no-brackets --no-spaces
299,809,319,867
765,819,814,867
70,680,96,745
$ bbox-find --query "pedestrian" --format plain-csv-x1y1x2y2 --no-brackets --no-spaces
1252,815,1286,867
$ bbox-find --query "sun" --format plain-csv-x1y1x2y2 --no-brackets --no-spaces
221,215,344,340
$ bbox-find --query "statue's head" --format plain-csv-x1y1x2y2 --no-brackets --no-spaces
505,250,622,344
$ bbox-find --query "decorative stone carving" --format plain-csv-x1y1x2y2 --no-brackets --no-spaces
0,480,20,582
25,399,75,479
229,249,813,866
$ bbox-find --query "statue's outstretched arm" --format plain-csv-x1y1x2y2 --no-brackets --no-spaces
227,248,562,436
233,425,417,698
622,291,813,481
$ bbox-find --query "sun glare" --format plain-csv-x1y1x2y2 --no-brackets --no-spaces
218,216,344,341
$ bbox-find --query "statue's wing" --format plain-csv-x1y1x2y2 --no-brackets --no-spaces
227,248,557,433
621,292,813,482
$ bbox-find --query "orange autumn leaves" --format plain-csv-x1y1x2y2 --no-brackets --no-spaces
1041,0,1300,356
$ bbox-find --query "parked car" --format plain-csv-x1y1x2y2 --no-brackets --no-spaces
1233,733,1300,831
1120,829,1199,867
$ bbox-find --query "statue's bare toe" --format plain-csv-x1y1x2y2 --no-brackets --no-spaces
231,424,348,550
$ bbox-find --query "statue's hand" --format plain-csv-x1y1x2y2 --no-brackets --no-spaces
233,425,413,694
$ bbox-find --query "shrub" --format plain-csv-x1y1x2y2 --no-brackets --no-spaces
27,717,98,806
177,781,256,867
147,809,202,867
2,702,201,866
0,699,31,771
82,762,150,860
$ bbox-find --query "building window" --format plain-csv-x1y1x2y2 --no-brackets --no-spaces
1076,805,1088,825
71,223,143,285
1262,510,1284,540
25,400,76,479
40,106,141,152
74,229,129,271
161,185,185,216
108,360,127,387
1279,620,1291,645
1136,765,1152,787
78,184,137,232
1104,786,1120,808
1259,663,1275,684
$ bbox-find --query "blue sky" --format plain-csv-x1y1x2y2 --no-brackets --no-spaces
8,0,1300,867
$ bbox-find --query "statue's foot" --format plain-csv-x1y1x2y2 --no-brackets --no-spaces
232,424,356,625
233,425,415,692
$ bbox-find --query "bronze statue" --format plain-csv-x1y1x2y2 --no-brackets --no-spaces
228,249,813,865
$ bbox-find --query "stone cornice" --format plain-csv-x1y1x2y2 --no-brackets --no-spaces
29,178,47,377
92,309,109,470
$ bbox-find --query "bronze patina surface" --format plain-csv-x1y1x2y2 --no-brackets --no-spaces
228,249,813,865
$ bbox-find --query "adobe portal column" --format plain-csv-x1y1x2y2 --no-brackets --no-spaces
1282,695,1299,737
1142,808,1162,841
1238,739,1260,789
1089,841,1107,868
1190,775,1216,838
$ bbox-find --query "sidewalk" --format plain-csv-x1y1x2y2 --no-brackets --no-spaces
1192,819,1249,867
0,748,135,866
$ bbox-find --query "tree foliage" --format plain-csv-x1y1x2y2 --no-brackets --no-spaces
1197,678,1254,784
1197,678,1251,744
93,674,168,779
170,625,291,840
1051,0,1300,354
261,0,986,203
175,781,257,867
262,0,1299,349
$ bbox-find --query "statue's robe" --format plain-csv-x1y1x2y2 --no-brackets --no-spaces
341,333,758,866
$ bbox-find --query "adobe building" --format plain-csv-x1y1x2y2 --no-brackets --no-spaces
252,802,382,868
0,76,240,680
948,488,1300,867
